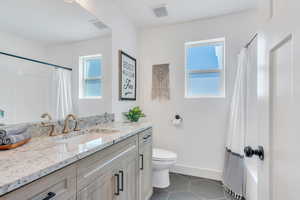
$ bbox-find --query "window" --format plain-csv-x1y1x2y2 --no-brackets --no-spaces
185,38,225,98
79,54,102,98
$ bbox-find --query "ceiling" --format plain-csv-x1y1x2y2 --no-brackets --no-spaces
114,0,258,28
0,0,111,45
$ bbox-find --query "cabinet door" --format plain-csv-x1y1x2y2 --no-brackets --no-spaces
78,136,138,200
120,149,139,200
78,171,117,200
77,136,138,191
139,141,153,200
0,164,76,200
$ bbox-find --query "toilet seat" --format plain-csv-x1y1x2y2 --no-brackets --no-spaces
153,148,177,162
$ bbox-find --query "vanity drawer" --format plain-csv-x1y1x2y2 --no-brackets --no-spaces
139,128,152,146
0,164,76,200
77,135,138,190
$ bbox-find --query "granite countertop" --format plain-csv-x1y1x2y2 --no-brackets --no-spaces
0,121,152,196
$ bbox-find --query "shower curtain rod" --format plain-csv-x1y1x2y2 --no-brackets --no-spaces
245,33,258,48
0,51,72,71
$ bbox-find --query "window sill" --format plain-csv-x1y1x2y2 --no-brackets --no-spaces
184,95,226,99
79,96,102,100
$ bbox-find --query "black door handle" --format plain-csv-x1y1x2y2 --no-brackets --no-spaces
119,170,124,192
244,146,264,161
140,154,144,170
42,192,56,200
114,173,120,196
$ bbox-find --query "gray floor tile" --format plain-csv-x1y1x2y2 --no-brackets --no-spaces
168,191,202,200
186,175,207,181
150,189,169,200
151,173,228,200
190,179,225,199
167,173,190,192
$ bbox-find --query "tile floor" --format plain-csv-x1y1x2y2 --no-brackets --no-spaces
150,173,234,200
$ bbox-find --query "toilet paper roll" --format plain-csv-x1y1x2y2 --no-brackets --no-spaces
172,118,182,125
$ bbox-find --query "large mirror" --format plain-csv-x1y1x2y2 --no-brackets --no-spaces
0,0,112,125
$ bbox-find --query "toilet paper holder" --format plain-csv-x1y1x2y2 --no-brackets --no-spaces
174,114,182,120
172,114,183,125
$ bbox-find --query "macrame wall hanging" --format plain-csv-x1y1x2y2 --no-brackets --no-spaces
152,64,170,101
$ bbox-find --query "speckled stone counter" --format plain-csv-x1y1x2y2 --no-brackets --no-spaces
0,114,115,138
0,121,152,196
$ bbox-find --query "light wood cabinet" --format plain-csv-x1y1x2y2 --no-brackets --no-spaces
0,164,76,200
139,129,153,200
76,135,138,191
0,128,153,200
77,135,139,200
119,146,139,200
77,171,115,200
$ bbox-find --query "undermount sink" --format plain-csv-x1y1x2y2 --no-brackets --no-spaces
52,127,120,143
87,127,120,134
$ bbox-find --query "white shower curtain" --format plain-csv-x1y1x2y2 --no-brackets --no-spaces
227,48,248,154
223,48,248,200
52,68,73,120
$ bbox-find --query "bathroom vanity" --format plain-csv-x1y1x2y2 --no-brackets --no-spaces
0,1,153,199
0,122,153,200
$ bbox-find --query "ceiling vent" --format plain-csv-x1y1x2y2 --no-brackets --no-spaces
89,19,108,30
152,5,168,18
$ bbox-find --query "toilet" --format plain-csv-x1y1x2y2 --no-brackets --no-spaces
152,148,177,188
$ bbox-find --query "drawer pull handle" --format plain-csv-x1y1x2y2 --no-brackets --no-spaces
114,174,120,196
42,192,56,200
143,135,151,140
119,170,124,192
140,154,144,170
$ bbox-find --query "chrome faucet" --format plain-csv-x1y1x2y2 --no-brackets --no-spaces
41,113,56,136
41,113,52,121
62,114,80,134
104,112,109,121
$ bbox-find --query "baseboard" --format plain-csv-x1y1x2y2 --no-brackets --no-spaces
145,190,153,200
171,164,223,181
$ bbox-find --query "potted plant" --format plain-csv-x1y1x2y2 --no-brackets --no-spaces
124,107,145,122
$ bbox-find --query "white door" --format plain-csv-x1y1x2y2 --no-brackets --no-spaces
257,0,300,199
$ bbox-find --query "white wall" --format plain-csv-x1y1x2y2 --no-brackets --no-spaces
139,11,258,180
46,36,112,117
77,0,139,120
0,31,53,124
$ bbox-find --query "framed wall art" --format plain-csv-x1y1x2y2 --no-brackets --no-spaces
119,50,137,100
